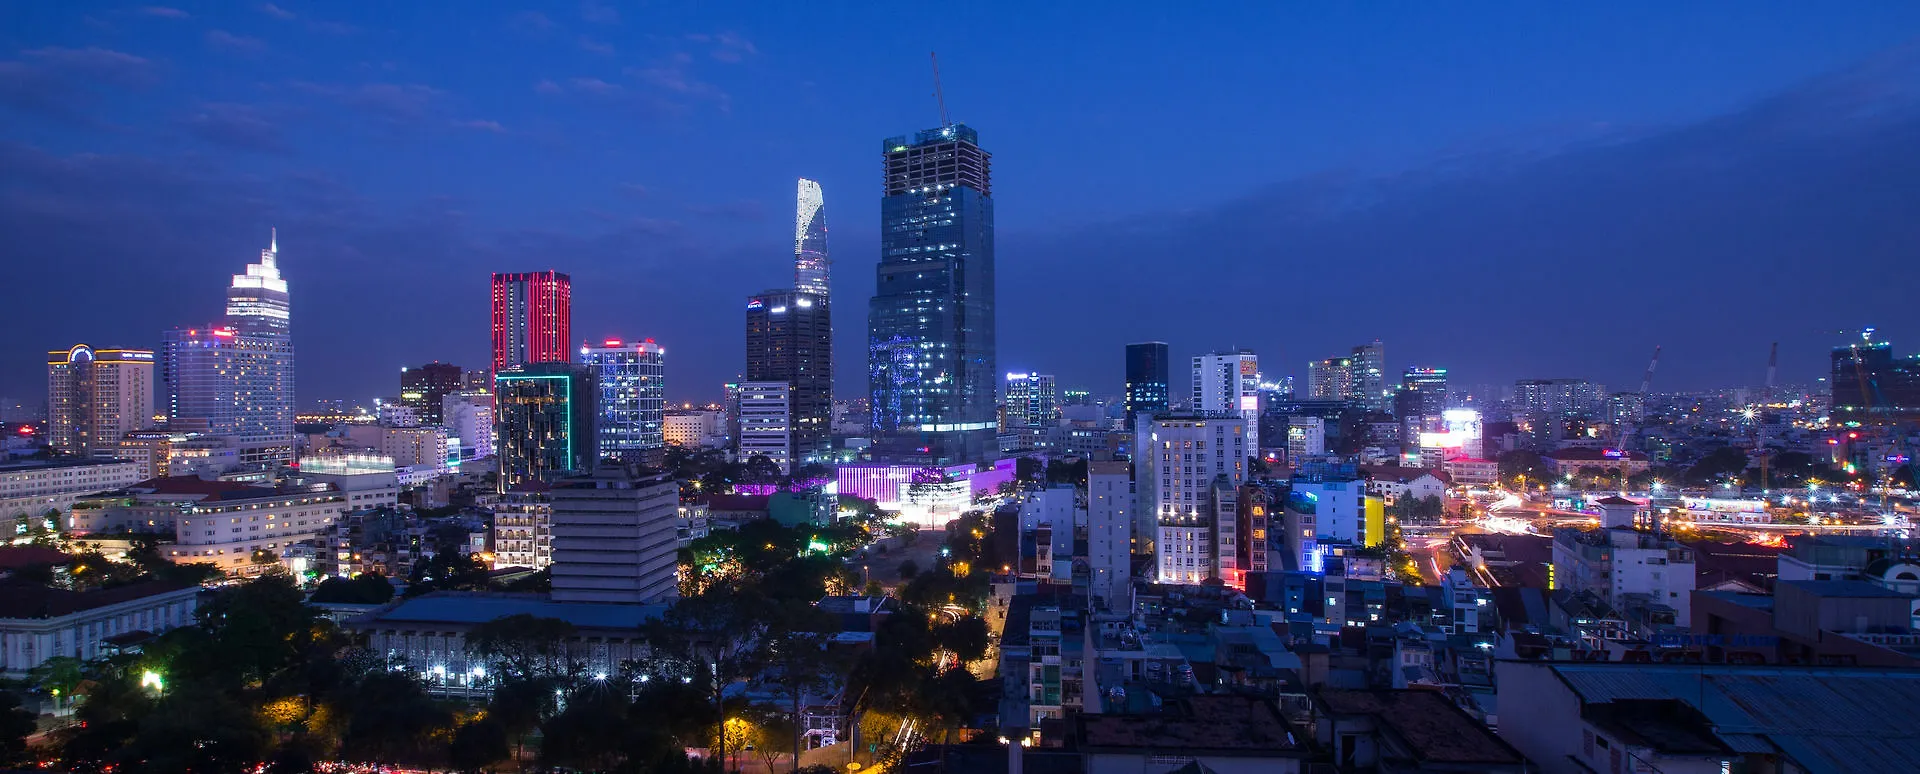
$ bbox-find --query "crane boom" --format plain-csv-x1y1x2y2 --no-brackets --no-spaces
1616,345,1661,491
930,52,950,128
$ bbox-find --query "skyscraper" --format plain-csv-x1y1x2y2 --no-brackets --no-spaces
1307,357,1353,401
579,339,666,457
1350,339,1387,412
1396,366,1448,441
794,178,830,297
1193,351,1260,452
1125,342,1170,430
47,345,154,457
161,231,294,467
399,362,462,425
738,381,794,473
868,123,995,464
1135,414,1248,585
1004,373,1058,428
491,271,572,374
746,290,831,462
495,363,597,492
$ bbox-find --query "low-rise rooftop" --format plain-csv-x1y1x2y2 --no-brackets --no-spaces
1316,688,1527,766
1076,695,1303,757
349,591,667,632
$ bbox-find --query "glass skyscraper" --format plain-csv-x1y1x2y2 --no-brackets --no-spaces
868,123,995,464
794,178,829,296
578,339,665,456
495,363,598,492
161,231,294,468
1125,342,1170,430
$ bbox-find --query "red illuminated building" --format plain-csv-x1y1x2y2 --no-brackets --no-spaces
490,271,572,374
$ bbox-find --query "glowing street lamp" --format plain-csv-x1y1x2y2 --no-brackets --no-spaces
140,670,164,692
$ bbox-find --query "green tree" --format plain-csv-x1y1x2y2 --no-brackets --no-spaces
467,614,579,682
897,559,920,580
932,616,991,664
1497,450,1546,486
449,717,511,774
337,671,452,766
29,655,85,710
0,689,34,767
310,571,395,604
642,584,770,772
763,601,851,771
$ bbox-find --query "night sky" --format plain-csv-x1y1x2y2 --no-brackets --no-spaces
4,3,1919,407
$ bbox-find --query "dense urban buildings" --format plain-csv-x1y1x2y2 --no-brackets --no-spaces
1831,330,1920,424
868,123,996,464
46,344,153,458
579,338,666,458
160,233,295,468
1307,340,1387,411
1395,366,1448,441
1124,341,1171,430
494,363,597,492
549,466,680,604
398,362,462,425
1514,377,1606,420
1306,355,1354,402
1192,350,1260,451
1003,372,1058,429
489,270,572,374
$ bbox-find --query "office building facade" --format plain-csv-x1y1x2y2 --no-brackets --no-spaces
1307,357,1354,402
737,381,794,473
868,123,996,464
1395,366,1448,441
160,232,295,468
1135,415,1248,585
1087,460,1133,610
1515,378,1606,421
490,271,572,374
1831,332,1920,424
1349,339,1386,412
578,339,666,457
47,345,154,458
399,363,462,426
746,290,831,462
494,364,597,492
1124,342,1170,431
1193,351,1261,452
1004,372,1058,429
550,466,680,604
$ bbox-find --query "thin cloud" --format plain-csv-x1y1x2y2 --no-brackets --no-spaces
291,81,447,125
453,118,507,133
183,102,288,154
579,37,615,56
511,11,557,34
140,6,189,18
687,31,757,63
260,2,296,19
580,0,619,25
618,182,649,198
0,47,157,120
568,77,623,96
206,30,268,56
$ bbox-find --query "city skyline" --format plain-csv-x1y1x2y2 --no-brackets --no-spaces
5,5,1920,404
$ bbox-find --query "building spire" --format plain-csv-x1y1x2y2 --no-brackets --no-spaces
270,227,277,256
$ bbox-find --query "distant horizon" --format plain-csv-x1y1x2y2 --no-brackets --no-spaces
4,4,1918,404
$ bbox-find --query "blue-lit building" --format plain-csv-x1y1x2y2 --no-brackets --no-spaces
495,363,598,492
577,339,665,458
868,123,996,464
1125,342,1170,430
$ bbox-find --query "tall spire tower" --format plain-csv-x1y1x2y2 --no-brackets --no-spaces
794,178,829,297
227,228,290,335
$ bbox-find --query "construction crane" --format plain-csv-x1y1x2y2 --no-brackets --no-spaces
1617,345,1662,492
930,52,951,128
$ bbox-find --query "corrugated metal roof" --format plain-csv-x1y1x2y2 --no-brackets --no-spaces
1552,664,1920,773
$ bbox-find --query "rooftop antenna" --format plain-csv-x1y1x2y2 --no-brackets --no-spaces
930,51,951,128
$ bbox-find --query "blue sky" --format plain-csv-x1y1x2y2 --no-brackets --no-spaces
4,2,1920,405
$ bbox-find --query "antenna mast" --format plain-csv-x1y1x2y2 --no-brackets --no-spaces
930,51,950,128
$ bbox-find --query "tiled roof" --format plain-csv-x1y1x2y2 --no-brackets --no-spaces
1317,689,1526,765
0,545,72,570
0,580,197,619
1077,695,1302,755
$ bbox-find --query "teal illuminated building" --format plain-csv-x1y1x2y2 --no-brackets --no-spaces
867,123,996,464
495,363,598,492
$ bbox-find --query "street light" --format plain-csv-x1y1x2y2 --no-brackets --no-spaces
140,670,164,692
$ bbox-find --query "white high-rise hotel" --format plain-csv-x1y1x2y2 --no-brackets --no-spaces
1136,415,1248,584
1192,351,1259,451
162,231,295,467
